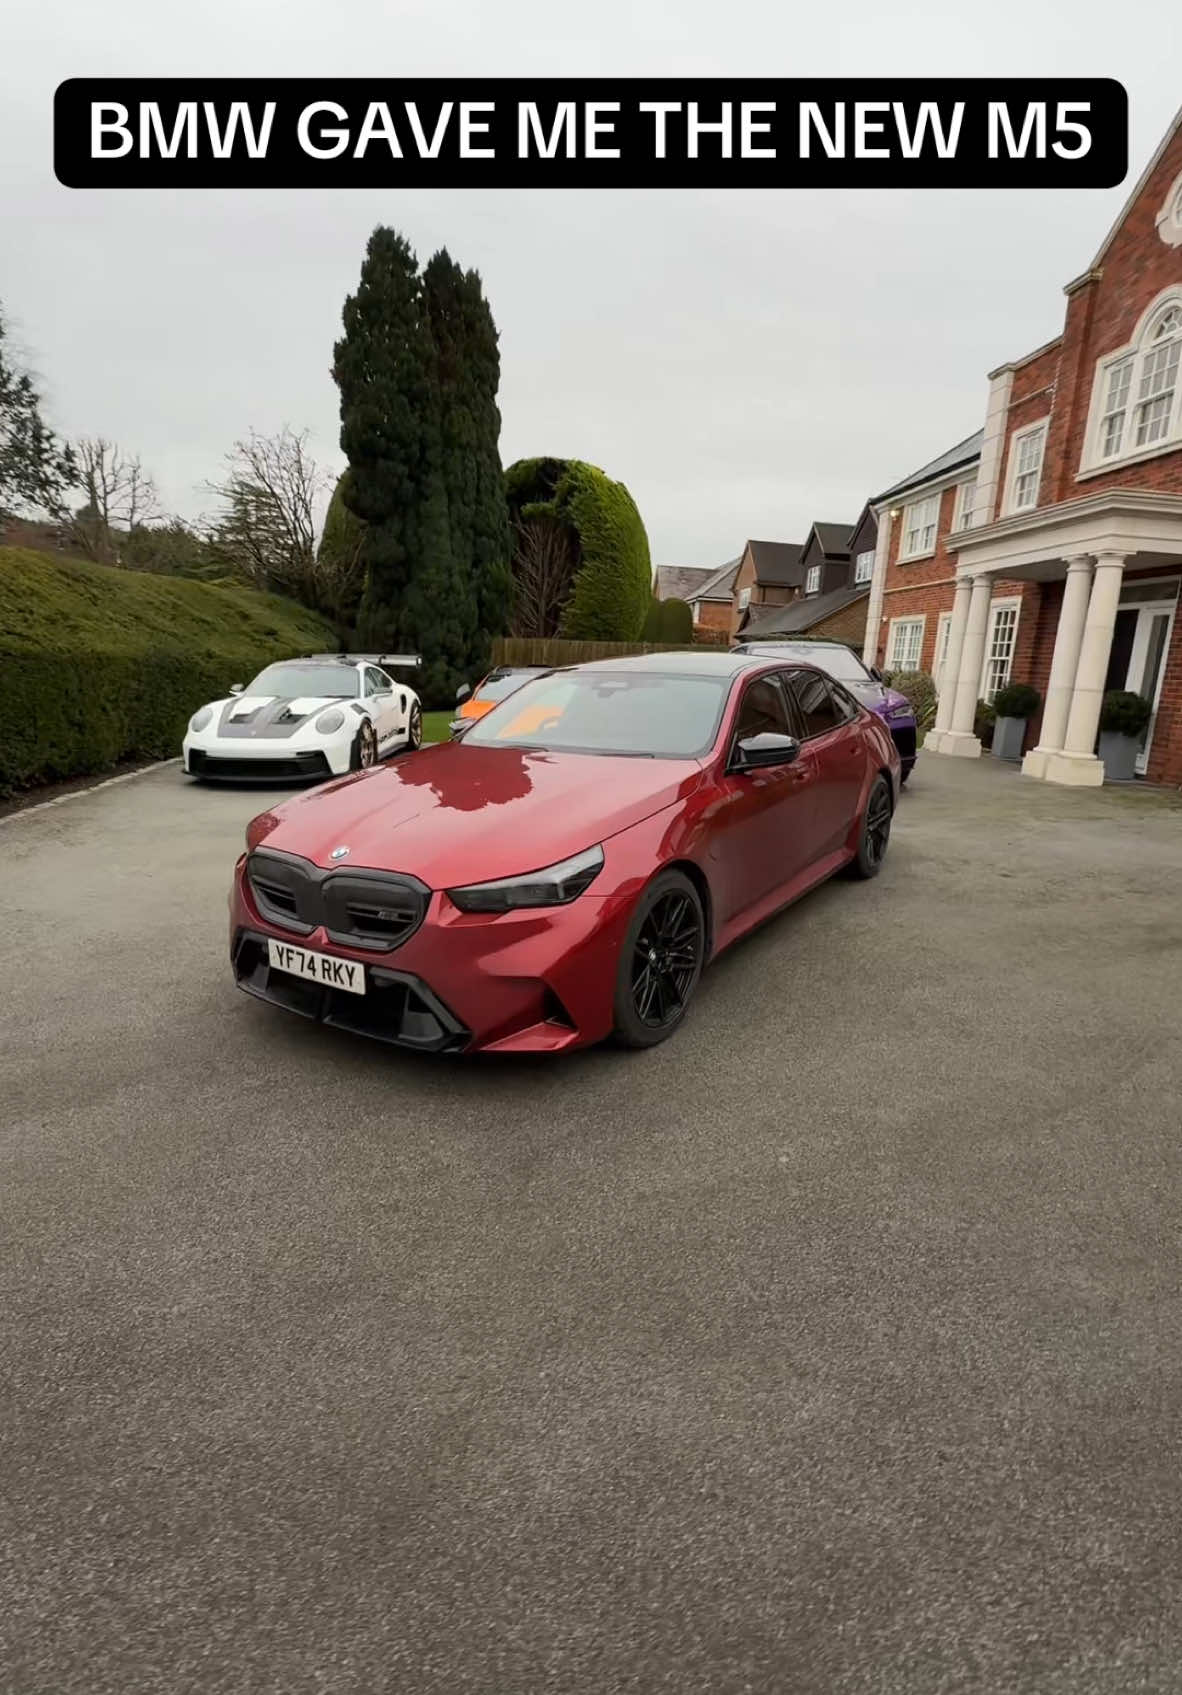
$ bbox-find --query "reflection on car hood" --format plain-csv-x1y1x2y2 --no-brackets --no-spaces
845,679,914,720
257,742,707,888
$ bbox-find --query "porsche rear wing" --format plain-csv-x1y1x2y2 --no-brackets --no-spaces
305,652,423,669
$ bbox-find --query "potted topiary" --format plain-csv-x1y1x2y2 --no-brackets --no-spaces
1098,690,1152,781
990,682,1041,761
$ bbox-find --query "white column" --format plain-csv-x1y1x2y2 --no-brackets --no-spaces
925,575,974,753
1021,555,1093,780
937,573,993,757
1044,552,1126,787
860,507,893,669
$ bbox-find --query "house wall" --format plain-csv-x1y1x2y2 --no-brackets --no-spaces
809,595,870,653
693,599,732,633
729,545,796,634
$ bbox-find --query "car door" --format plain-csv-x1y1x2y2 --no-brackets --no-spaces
783,669,866,853
364,667,397,745
710,671,822,923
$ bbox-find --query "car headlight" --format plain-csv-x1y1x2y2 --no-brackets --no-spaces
315,708,345,733
189,706,213,732
887,703,914,720
446,845,604,914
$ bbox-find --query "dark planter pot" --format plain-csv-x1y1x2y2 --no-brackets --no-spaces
1098,730,1141,782
991,715,1027,762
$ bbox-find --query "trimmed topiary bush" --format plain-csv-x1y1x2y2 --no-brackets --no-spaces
992,681,1041,720
0,546,335,793
1099,690,1152,740
505,456,652,642
886,669,938,733
659,597,694,643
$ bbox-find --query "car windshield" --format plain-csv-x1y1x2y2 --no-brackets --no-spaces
246,664,359,699
750,644,869,684
475,669,546,704
464,671,731,757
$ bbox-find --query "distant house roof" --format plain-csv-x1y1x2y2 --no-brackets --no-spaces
654,564,718,602
809,521,855,557
746,539,804,586
743,582,869,639
691,555,742,602
875,429,984,504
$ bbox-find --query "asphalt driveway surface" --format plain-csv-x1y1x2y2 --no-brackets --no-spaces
3,753,1182,1694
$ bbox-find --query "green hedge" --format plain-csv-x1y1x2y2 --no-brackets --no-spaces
505,457,652,642
0,547,335,793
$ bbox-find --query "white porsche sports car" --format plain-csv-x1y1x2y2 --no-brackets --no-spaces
183,653,424,782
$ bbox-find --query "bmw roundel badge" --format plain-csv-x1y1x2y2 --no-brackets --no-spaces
330,845,350,861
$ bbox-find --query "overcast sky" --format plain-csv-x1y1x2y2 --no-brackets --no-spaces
3,0,1179,569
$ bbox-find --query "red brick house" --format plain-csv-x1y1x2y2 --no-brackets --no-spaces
742,514,873,653
863,106,1182,787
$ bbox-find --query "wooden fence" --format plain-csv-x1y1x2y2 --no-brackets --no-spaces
491,633,729,668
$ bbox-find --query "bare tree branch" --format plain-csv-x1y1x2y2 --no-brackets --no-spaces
204,427,329,596
509,515,575,638
70,437,160,561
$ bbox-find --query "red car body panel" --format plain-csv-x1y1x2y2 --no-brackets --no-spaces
230,659,900,1054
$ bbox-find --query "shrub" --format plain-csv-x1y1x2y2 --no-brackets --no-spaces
505,457,652,642
886,669,938,732
641,596,664,640
0,546,334,793
974,699,996,747
992,681,1041,720
1099,690,1152,739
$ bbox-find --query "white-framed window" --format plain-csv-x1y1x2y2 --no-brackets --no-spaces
887,615,925,673
980,597,1020,702
1083,291,1182,472
899,494,939,561
805,564,821,594
854,548,874,585
952,478,977,532
1005,422,1047,513
737,586,751,611
934,610,954,693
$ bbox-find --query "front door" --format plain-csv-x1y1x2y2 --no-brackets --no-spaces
1122,603,1176,775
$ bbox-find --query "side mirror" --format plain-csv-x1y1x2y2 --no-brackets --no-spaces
869,667,883,683
449,719,472,739
229,683,245,694
732,732,801,771
456,684,471,705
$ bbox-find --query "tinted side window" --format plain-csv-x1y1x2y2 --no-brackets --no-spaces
733,676,792,741
786,670,843,738
827,682,859,724
365,667,388,695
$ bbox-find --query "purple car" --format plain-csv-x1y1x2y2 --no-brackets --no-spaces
732,639,918,784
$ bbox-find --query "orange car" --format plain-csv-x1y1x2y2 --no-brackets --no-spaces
450,667,553,737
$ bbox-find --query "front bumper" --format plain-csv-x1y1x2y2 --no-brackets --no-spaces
229,854,634,1054
888,723,917,767
188,747,334,781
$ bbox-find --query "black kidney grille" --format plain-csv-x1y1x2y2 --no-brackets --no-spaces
247,850,428,952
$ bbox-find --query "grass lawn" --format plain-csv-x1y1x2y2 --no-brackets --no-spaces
421,710,452,745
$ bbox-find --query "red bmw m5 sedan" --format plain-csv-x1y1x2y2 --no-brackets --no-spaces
230,652,901,1054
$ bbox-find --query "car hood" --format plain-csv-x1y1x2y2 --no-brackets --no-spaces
845,679,914,720
254,742,706,888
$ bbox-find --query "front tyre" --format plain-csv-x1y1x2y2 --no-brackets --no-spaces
350,720,378,772
406,702,423,752
612,869,705,1050
848,775,894,880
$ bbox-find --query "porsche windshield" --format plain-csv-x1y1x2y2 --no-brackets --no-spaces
246,664,359,699
463,671,730,757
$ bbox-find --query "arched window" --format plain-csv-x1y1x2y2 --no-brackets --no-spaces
1092,295,1182,464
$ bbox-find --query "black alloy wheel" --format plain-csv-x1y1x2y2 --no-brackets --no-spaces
612,869,705,1049
849,775,893,879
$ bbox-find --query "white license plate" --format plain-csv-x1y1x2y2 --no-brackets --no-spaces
267,939,365,996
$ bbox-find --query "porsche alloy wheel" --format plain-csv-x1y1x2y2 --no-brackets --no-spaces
352,721,378,771
613,869,705,1049
407,702,423,752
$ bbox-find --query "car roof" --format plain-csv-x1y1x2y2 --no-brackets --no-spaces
735,639,854,654
568,650,765,677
